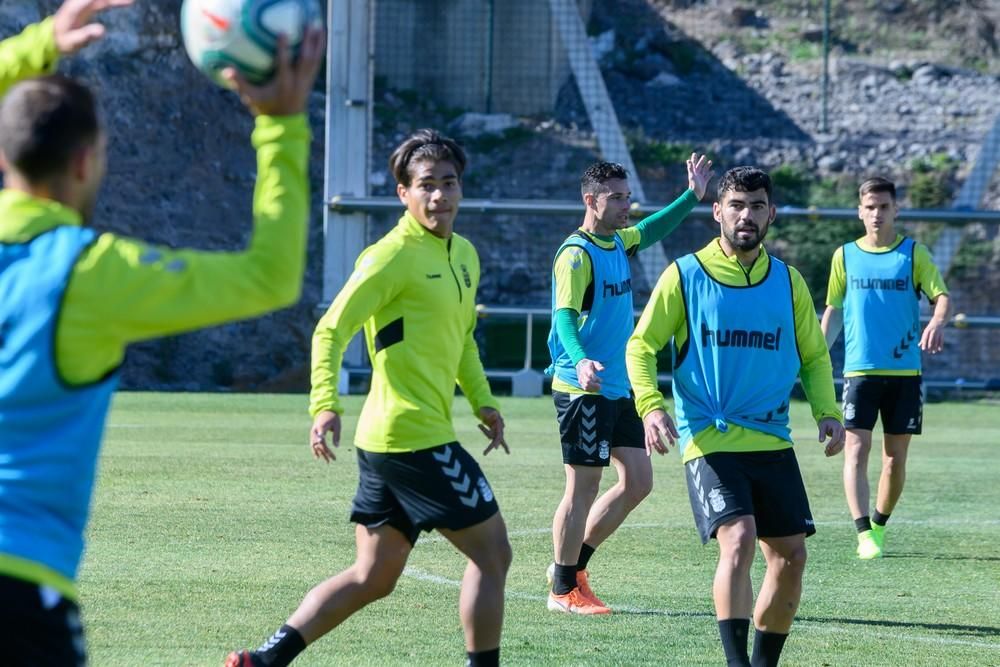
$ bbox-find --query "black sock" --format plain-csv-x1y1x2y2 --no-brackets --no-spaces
552,563,578,595
577,543,596,572
854,516,872,533
872,510,891,527
466,648,500,667
254,625,306,667
718,618,750,666
750,629,788,667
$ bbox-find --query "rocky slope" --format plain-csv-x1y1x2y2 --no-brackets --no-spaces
2,0,996,389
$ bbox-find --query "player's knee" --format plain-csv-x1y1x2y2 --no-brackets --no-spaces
623,474,653,507
718,526,755,570
355,562,403,600
776,544,808,577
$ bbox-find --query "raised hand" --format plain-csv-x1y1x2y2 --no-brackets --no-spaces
686,153,715,201
53,0,134,55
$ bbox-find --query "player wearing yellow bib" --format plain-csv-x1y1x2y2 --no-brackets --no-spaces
626,167,844,667
0,3,323,664
820,177,950,560
545,155,713,615
227,131,512,667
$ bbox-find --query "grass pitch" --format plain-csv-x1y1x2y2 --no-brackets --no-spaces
82,393,1000,666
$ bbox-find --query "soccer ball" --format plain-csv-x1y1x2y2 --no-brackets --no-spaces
180,0,323,87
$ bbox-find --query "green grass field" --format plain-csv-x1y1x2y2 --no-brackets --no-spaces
82,393,1000,666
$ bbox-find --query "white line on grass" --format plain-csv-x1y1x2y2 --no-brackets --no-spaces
402,567,1000,652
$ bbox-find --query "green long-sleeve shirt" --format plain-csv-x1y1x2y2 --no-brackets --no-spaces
627,240,842,463
0,19,311,384
310,212,499,453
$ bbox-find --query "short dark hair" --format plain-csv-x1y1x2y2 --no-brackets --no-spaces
859,177,896,201
0,75,100,183
581,161,628,197
716,166,772,203
388,129,467,186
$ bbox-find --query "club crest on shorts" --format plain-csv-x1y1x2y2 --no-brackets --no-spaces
843,402,856,421
708,487,726,513
598,440,610,460
477,476,494,502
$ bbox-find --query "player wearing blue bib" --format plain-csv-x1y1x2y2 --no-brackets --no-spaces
628,167,845,667
0,5,324,664
545,156,714,615
821,177,950,560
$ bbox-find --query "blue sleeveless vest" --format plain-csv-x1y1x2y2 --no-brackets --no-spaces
842,237,921,372
0,225,120,582
546,232,634,399
671,253,801,453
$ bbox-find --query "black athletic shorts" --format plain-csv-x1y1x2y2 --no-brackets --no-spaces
0,575,86,666
552,391,645,466
842,375,923,434
350,442,500,545
685,449,816,544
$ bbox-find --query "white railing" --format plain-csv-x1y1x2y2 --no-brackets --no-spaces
335,306,999,394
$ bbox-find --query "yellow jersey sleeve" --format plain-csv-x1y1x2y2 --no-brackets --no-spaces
913,242,948,300
616,226,642,255
825,245,846,309
309,241,408,417
553,244,593,312
57,115,311,384
627,262,685,419
790,266,842,423
0,17,59,97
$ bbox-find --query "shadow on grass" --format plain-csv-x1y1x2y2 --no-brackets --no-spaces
798,615,1000,638
886,551,1000,563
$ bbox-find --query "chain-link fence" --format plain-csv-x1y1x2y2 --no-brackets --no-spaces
340,0,1000,391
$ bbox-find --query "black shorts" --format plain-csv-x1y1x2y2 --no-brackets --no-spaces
842,375,923,434
0,575,86,667
552,391,645,466
685,450,816,544
350,442,500,545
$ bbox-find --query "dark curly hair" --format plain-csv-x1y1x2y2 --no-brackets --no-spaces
580,161,629,197
716,166,773,203
388,128,467,186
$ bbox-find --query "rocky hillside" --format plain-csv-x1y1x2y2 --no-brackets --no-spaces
2,0,997,390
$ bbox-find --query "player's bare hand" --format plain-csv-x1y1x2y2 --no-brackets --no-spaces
224,26,326,117
687,153,715,201
818,416,845,457
478,407,509,455
53,0,134,55
575,359,604,393
642,409,678,456
919,318,946,354
309,410,340,463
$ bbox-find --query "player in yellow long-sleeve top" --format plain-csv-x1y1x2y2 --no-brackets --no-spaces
626,167,845,667
226,130,512,667
0,2,324,663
